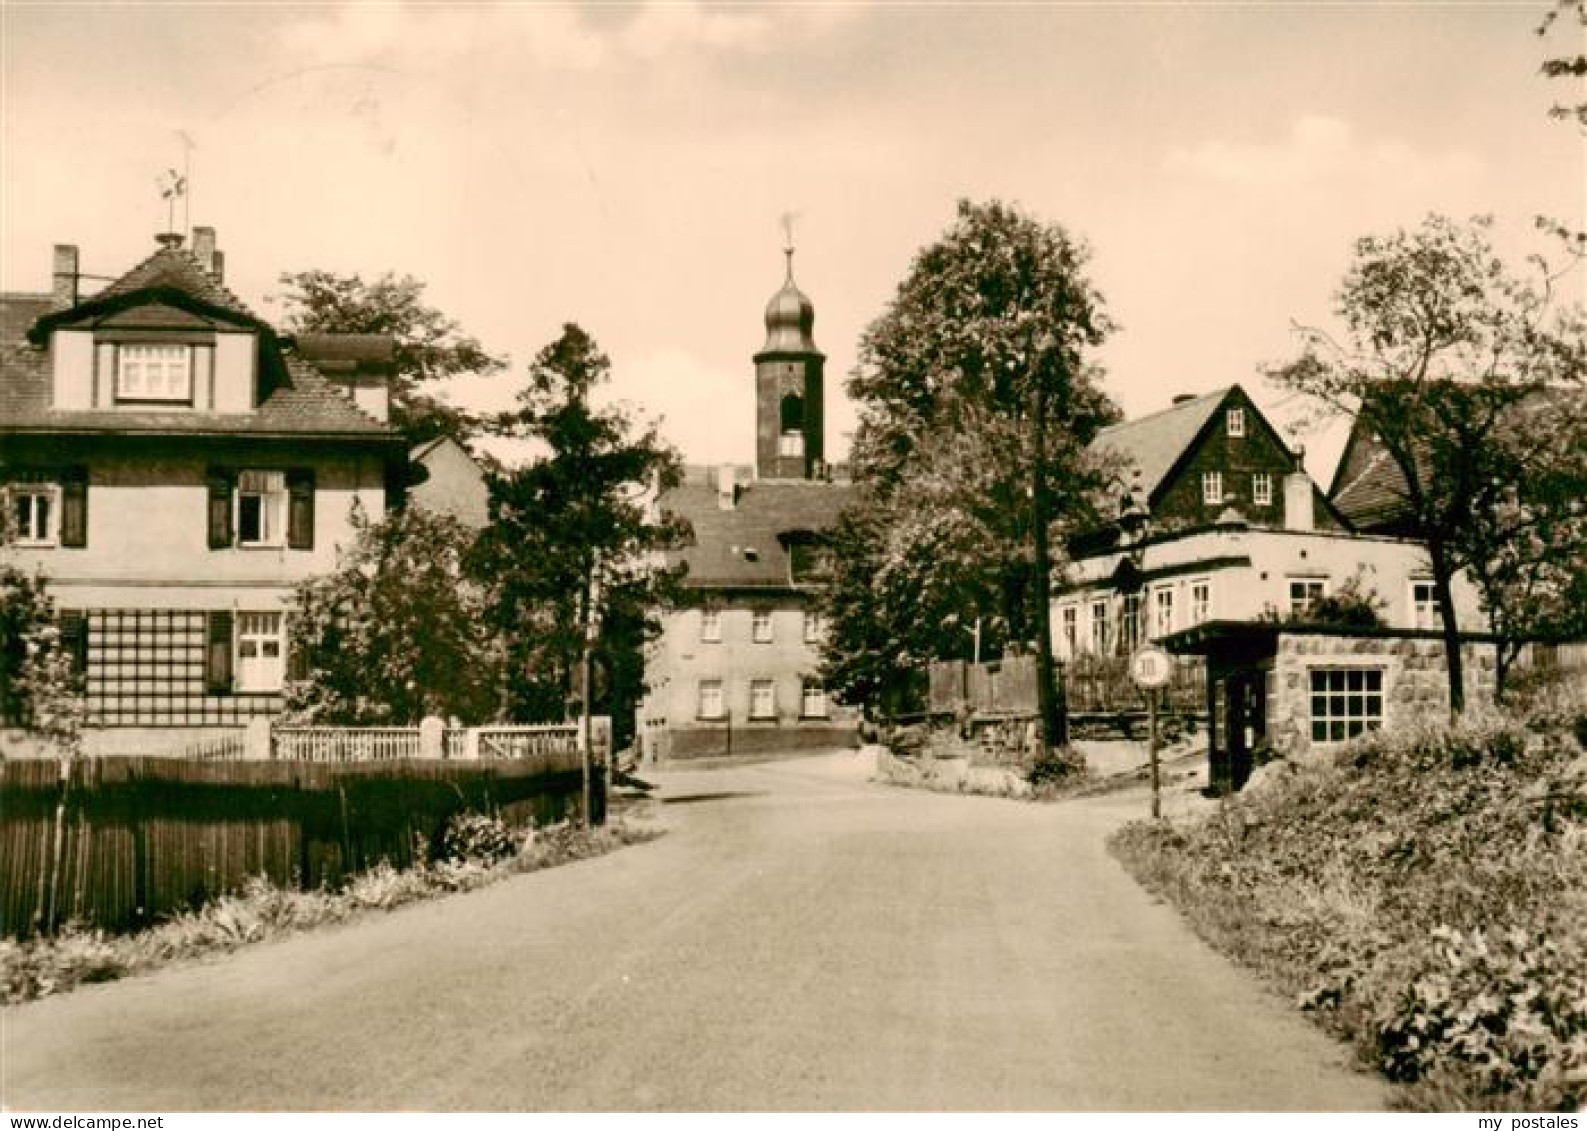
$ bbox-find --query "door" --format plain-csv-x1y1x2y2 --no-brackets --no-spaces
236,611,285,692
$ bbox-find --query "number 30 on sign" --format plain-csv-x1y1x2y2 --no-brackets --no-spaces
1130,646,1172,689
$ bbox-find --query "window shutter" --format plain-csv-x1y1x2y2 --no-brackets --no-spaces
59,611,88,674
59,466,88,547
206,468,233,549
205,610,234,694
286,468,315,550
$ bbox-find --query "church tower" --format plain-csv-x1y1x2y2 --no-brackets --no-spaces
753,242,825,480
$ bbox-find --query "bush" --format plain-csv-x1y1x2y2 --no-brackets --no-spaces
440,810,517,864
1110,712,1587,1111
1,816,663,1006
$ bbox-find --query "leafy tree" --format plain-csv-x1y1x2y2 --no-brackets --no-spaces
0,564,85,755
1455,392,1587,694
827,199,1119,734
275,270,506,445
1538,0,1586,130
472,324,691,744
284,504,499,725
1268,214,1586,714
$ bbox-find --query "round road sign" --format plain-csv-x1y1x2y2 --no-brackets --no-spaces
1130,646,1173,689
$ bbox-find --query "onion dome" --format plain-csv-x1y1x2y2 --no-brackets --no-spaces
760,249,821,356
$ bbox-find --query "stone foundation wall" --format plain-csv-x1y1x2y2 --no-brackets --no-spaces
1268,634,1497,756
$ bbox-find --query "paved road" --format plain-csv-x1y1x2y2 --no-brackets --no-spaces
1,751,1383,1111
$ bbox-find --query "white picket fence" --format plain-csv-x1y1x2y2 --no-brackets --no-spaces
166,718,610,763
273,726,422,762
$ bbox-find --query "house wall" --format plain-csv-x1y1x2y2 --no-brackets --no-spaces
1054,528,1487,659
1266,633,1499,757
1151,388,1343,533
640,597,857,760
4,441,387,736
5,445,386,590
409,440,489,529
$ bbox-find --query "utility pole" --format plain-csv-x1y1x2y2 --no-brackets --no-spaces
578,553,602,826
1030,332,1065,754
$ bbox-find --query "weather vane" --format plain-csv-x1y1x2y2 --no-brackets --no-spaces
157,168,187,235
779,210,800,278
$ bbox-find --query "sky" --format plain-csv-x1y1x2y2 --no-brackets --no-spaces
3,1,1582,482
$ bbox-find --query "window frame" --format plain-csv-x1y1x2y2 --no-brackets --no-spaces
1202,470,1223,505
1152,587,1175,639
1120,592,1143,653
1226,408,1246,437
1251,472,1273,507
749,678,776,720
802,609,824,645
751,609,774,643
1409,579,1440,630
1059,604,1078,655
697,679,725,720
699,608,723,643
1288,576,1330,617
1089,598,1109,655
236,470,288,549
1190,578,1211,625
9,483,59,546
800,679,829,719
114,342,195,405
1309,667,1385,744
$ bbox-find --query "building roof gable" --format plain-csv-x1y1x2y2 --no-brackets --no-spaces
1090,387,1232,502
663,479,853,589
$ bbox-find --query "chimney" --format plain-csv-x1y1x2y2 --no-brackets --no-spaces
1284,453,1315,532
155,231,184,249
211,249,225,283
51,245,79,309
717,464,737,510
1172,393,1196,405
192,226,218,277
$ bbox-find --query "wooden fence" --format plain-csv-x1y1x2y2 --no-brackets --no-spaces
0,751,593,940
929,654,1207,719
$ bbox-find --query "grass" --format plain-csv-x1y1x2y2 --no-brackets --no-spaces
1108,699,1587,1112
0,812,663,1006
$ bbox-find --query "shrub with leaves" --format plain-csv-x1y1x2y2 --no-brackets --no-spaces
440,811,517,864
1110,712,1587,1110
1,817,662,1006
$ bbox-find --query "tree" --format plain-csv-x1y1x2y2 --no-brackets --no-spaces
0,564,85,755
1268,214,1586,714
471,324,691,744
827,199,1119,737
284,504,500,725
1454,392,1587,694
1538,0,1586,130
275,270,506,445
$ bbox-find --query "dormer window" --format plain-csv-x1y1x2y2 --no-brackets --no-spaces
116,343,193,404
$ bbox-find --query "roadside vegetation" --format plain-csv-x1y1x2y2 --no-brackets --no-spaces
1109,690,1587,1111
0,811,661,1007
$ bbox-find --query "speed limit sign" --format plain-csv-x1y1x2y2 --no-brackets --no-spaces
1130,645,1172,689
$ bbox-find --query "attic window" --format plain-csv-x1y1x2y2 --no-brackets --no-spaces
741,547,760,563
116,343,192,403
1226,408,1245,436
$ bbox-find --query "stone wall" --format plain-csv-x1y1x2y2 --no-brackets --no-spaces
1268,633,1498,756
